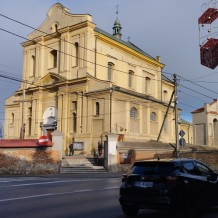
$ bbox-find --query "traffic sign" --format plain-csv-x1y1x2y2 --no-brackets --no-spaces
179,138,186,146
38,135,49,145
179,130,185,138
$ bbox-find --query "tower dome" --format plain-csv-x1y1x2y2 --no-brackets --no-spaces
113,18,122,39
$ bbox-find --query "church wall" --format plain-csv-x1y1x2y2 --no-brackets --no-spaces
94,38,163,101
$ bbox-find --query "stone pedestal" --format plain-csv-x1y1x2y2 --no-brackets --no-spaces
52,130,63,160
105,133,118,172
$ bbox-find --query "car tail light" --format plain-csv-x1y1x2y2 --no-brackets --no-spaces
122,174,128,182
164,176,178,183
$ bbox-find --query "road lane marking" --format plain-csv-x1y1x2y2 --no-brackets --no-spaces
0,186,119,202
0,177,60,183
0,178,101,187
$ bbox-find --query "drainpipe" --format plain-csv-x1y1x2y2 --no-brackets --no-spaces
95,35,97,77
58,33,61,74
110,88,114,133
81,91,84,133
61,94,64,131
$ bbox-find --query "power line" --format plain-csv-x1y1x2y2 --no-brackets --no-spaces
0,27,168,84
179,83,215,100
0,13,165,75
1,12,217,123
178,75,218,95
178,90,209,103
189,71,218,80
2,13,216,98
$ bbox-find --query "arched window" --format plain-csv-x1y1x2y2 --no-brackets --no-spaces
108,62,114,81
54,24,58,32
96,102,100,116
209,123,213,137
31,55,36,77
11,113,14,125
130,107,138,119
129,70,134,88
52,22,59,33
50,49,57,68
213,118,217,134
150,112,157,121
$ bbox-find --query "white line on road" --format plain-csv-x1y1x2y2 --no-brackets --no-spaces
0,178,101,187
0,186,119,202
0,177,49,183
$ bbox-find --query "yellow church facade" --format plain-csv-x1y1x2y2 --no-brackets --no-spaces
4,3,177,155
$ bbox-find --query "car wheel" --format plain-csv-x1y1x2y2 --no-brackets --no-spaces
122,206,138,217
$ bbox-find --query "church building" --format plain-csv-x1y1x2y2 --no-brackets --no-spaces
4,3,176,155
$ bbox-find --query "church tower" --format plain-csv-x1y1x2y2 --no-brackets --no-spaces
113,5,122,39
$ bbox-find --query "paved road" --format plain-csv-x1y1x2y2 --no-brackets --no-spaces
0,175,218,218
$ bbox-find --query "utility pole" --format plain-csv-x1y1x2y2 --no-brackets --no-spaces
173,74,179,158
157,90,175,142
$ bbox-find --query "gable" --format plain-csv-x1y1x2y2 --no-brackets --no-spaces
209,99,218,112
35,72,66,86
28,3,92,40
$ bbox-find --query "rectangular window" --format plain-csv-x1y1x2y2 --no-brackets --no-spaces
108,62,114,81
50,50,57,68
129,71,134,88
71,101,77,111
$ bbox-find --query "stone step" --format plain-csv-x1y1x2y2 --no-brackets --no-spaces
60,168,107,174
60,156,107,174
61,165,105,170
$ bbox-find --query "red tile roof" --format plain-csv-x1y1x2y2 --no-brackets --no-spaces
191,107,204,114
192,99,218,114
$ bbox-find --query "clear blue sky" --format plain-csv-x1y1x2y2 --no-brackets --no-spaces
0,0,217,127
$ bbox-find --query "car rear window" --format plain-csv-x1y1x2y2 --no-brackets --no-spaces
131,162,176,175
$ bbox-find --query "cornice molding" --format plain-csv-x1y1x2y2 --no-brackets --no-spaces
95,34,164,68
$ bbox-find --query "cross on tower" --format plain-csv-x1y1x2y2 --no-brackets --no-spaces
116,4,119,16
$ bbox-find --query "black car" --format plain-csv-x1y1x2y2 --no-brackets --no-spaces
119,158,218,217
